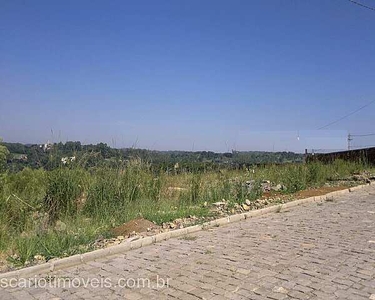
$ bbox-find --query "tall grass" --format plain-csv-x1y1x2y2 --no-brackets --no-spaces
0,159,372,267
44,167,88,222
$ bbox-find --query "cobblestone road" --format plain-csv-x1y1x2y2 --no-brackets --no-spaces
1,186,375,299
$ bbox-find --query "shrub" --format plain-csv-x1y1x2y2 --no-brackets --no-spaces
84,168,120,217
282,164,307,193
0,139,9,174
307,162,328,186
44,168,86,222
0,168,46,232
190,173,201,203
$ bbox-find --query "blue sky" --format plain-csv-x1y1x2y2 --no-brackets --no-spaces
1,0,375,152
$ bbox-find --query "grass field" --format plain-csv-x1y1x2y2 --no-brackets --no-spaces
0,158,373,268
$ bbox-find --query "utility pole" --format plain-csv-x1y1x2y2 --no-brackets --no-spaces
348,133,353,150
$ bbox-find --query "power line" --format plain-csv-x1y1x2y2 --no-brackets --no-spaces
351,133,375,137
317,99,375,130
348,0,375,11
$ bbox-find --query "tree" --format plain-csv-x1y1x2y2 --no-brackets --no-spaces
0,138,10,173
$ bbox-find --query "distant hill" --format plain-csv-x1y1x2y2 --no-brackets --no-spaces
2,141,304,172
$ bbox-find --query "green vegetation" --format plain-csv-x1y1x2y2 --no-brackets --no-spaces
0,140,373,269
4,141,304,172
0,139,9,173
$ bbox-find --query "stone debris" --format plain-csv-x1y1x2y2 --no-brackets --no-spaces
5,174,373,274
330,172,375,186
272,184,284,192
242,204,250,211
93,215,203,249
211,198,284,216
162,215,199,230
212,201,227,207
261,180,271,192
246,179,286,193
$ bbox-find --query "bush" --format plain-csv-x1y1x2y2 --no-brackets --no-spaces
0,139,9,173
84,168,120,217
0,157,373,268
190,173,202,203
0,168,46,232
44,168,86,222
282,164,307,193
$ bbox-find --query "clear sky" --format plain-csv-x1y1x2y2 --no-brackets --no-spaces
1,0,375,152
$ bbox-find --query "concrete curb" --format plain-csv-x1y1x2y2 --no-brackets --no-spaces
0,182,371,279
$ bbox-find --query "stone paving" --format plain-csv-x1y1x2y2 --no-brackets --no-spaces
1,186,375,299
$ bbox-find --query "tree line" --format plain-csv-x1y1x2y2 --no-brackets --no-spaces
2,141,304,172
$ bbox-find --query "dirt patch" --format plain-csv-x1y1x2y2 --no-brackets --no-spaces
261,186,349,201
111,218,159,237
295,186,349,198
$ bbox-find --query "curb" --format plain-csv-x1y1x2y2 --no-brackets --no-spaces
0,182,372,279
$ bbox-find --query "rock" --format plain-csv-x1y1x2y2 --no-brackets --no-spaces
212,201,226,207
245,180,256,192
116,235,125,241
242,204,250,211
34,254,45,262
272,184,283,192
10,254,19,261
245,199,251,206
261,181,271,192
54,220,67,232
352,174,363,181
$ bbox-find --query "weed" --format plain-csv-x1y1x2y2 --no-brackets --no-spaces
44,168,86,222
0,158,373,267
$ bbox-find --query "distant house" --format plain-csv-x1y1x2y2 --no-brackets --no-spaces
39,141,53,152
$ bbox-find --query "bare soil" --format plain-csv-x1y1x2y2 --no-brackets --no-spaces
295,186,349,198
261,185,349,201
111,218,159,237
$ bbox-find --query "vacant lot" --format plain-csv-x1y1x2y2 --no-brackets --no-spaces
0,159,373,271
